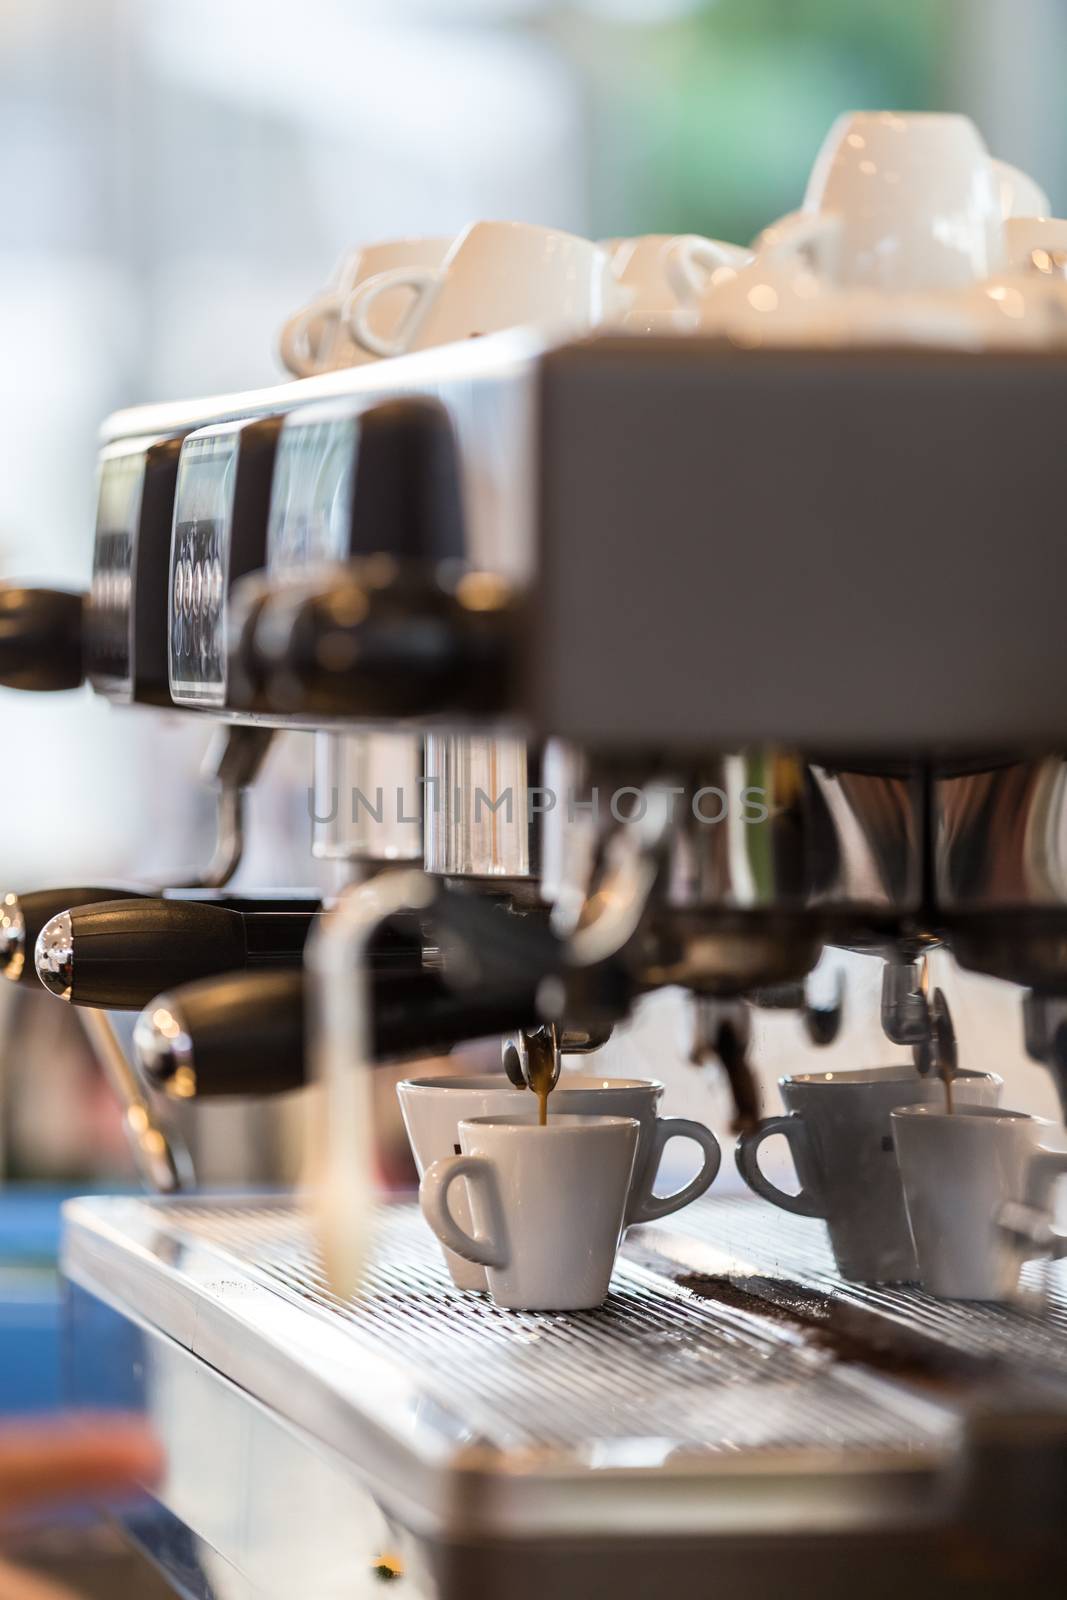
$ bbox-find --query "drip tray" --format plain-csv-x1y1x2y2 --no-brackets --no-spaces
633,1196,1067,1389
60,1194,1067,1592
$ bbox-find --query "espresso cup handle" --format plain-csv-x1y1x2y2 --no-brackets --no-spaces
1022,1146,1067,1259
734,1113,824,1218
278,294,338,378
757,210,841,273
628,1117,722,1224
420,1155,507,1269
665,235,754,306
344,265,443,359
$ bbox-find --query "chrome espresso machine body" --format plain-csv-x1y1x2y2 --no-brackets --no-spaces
8,314,1067,1595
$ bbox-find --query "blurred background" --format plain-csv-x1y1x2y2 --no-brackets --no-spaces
7,0,1067,615
1,0,1063,1199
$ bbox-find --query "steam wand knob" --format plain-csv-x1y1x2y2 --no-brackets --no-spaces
0,585,84,691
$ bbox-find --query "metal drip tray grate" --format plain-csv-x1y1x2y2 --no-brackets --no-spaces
63,1191,1067,1544
637,1197,1067,1378
120,1199,948,1459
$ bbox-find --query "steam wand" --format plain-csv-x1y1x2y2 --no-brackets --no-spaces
79,1009,194,1193
68,726,274,1193
305,868,437,1299
173,725,275,890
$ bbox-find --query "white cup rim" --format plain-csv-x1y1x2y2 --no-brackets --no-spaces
782,1066,1003,1088
891,1103,1041,1125
399,1073,664,1094
459,1113,640,1135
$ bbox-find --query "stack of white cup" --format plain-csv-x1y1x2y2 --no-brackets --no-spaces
280,112,1066,378
690,112,1067,350
279,219,751,375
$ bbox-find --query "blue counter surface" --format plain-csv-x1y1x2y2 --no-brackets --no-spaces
0,1188,117,1415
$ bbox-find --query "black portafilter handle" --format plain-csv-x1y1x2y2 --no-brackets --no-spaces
228,559,519,720
0,887,339,988
2,886,148,986
32,897,424,1011
134,967,542,1099
0,586,85,691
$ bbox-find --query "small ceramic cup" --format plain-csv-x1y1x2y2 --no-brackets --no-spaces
600,233,751,327
756,111,1003,291
344,221,619,358
992,157,1051,222
420,1113,639,1310
892,1104,1067,1301
735,1066,1002,1282
398,1073,721,1289
279,235,452,375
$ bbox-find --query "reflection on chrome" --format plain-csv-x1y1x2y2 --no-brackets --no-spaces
132,998,196,1099
0,893,24,982
935,759,1067,908
34,908,74,999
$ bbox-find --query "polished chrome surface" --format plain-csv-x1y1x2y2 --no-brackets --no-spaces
79,1010,193,1193
933,758,1067,990
132,995,196,1100
666,751,810,910
539,739,592,931
197,784,245,890
501,1023,561,1093
935,758,1067,908
175,725,274,891
34,908,72,998
312,731,422,863
540,749,921,995
810,764,925,913
882,955,933,1046
422,734,534,881
666,756,923,915
0,893,24,981
542,749,923,923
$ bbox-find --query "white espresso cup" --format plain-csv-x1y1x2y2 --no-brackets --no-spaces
892,1105,1067,1301
398,1073,721,1290
421,1113,638,1310
602,233,752,326
757,111,1003,291
735,1066,1002,1283
344,220,617,359
279,236,452,376
993,157,1051,222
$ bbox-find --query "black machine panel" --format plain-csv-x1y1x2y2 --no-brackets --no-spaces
267,407,359,573
87,433,187,705
266,396,465,578
168,416,281,709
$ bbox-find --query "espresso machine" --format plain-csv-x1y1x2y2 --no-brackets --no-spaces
6,132,1067,1595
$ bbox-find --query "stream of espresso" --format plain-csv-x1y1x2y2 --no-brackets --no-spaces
517,1030,557,1125
529,1052,553,1125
